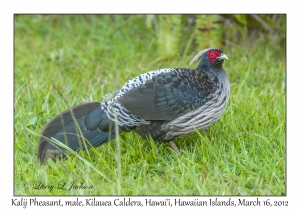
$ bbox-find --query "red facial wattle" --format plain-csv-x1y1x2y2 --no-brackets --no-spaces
207,50,221,62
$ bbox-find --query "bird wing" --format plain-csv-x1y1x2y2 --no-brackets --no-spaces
117,68,218,121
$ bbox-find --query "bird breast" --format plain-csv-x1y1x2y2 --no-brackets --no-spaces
162,72,230,140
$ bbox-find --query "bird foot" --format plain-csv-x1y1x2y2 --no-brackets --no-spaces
169,141,180,154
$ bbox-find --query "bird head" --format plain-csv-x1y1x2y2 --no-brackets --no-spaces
190,48,228,69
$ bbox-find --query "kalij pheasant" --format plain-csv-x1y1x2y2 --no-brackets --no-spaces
38,48,230,163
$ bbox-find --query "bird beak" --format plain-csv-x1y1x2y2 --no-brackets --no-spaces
217,53,228,60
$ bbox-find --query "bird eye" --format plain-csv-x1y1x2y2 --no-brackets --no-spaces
210,52,215,57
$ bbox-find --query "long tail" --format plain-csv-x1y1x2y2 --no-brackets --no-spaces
38,102,119,163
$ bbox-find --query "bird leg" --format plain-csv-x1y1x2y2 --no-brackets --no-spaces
169,141,180,154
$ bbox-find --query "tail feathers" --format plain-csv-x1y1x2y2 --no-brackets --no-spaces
84,106,114,132
38,102,116,163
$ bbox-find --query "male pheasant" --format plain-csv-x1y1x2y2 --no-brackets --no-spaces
38,48,230,163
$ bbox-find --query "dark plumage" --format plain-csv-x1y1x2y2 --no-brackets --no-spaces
38,48,230,163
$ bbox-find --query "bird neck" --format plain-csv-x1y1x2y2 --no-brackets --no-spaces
197,60,225,76
198,58,224,70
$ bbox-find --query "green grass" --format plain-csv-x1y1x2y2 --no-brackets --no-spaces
14,15,286,195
